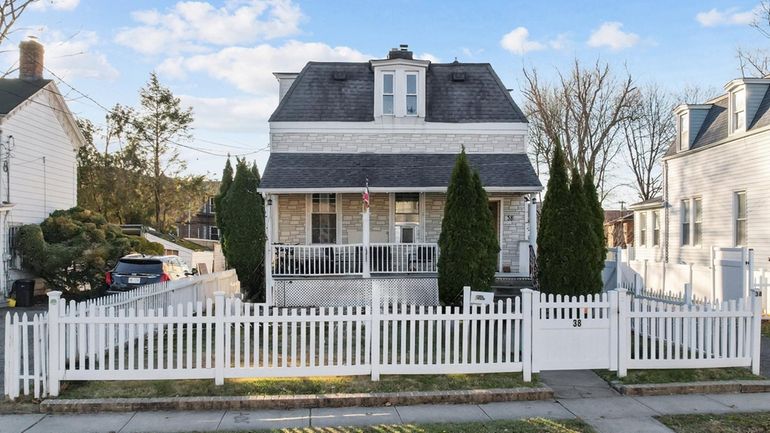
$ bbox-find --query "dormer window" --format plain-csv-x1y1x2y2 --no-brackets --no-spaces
732,89,745,132
382,72,394,115
679,113,689,150
406,73,418,115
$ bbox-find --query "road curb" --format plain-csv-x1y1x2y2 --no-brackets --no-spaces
610,379,770,396
39,386,554,413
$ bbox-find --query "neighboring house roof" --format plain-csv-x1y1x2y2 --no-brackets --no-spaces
0,78,52,114
259,153,542,192
269,62,527,123
629,196,664,210
603,209,632,223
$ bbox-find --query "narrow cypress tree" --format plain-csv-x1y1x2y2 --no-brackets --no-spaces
214,158,233,255
438,149,482,304
568,168,594,296
221,159,266,300
583,171,605,293
536,144,571,294
472,171,499,292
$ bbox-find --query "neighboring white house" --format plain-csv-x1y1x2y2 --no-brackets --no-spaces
0,38,84,304
630,75,770,301
258,45,542,306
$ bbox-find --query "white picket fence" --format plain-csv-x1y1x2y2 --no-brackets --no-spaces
4,285,763,400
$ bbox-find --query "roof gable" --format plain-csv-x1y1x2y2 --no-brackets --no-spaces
0,78,52,115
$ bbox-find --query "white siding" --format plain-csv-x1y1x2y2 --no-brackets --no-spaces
665,129,770,265
1,89,77,225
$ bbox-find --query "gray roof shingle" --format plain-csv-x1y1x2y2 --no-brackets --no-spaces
259,153,541,190
269,62,526,123
0,79,52,115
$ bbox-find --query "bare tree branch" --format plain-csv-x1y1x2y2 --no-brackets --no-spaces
0,1,37,47
737,1,770,77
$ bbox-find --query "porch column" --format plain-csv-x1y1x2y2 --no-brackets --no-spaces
264,194,274,305
528,196,538,251
362,207,371,278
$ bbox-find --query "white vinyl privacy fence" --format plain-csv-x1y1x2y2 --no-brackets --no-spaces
4,284,763,400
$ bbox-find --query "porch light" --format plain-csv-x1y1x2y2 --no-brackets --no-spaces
267,198,273,206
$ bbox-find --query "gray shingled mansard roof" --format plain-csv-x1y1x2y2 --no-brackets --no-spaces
269,62,527,123
0,78,52,115
665,84,770,157
259,153,542,191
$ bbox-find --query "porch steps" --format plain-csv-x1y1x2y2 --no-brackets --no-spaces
492,277,533,301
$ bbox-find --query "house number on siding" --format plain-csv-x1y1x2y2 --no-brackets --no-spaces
572,319,582,328
505,215,515,222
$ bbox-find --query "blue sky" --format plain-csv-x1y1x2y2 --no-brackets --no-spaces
10,0,766,206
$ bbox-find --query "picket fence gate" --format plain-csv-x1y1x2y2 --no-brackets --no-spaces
4,287,763,400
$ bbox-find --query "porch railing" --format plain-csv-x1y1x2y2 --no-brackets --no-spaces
271,243,439,277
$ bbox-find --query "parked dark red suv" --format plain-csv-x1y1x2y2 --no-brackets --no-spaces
105,255,194,293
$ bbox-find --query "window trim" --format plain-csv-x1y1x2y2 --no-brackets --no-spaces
652,210,661,247
679,113,689,151
405,72,418,116
382,71,395,116
681,199,691,246
207,196,216,214
638,212,647,247
692,197,703,247
209,226,219,241
306,193,341,244
733,191,747,247
732,89,746,133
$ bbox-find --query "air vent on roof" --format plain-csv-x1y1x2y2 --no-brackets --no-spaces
333,71,347,81
452,72,466,82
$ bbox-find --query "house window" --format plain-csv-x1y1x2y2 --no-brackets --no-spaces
395,193,420,223
652,211,660,247
681,200,691,246
382,73,394,115
638,212,647,247
207,197,215,214
406,73,418,115
209,226,219,241
311,193,337,244
734,191,747,246
679,113,689,150
693,198,702,246
733,89,745,131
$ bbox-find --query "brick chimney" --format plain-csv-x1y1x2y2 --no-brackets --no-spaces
19,37,44,81
387,44,413,60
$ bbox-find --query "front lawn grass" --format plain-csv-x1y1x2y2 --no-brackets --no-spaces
213,418,595,433
594,367,763,385
58,372,538,399
657,412,770,433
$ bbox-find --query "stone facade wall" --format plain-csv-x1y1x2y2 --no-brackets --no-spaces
276,194,306,244
271,132,526,154
368,193,390,242
497,193,528,274
423,193,445,243
340,194,363,244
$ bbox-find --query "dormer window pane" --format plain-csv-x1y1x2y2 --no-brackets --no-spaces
733,90,745,131
406,74,417,94
679,113,689,150
406,73,418,115
383,73,394,115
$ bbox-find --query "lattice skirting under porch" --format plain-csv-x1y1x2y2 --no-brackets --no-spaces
272,277,439,307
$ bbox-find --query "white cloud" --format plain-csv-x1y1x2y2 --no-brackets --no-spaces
115,0,303,55
30,0,80,11
417,52,440,62
500,27,545,55
180,95,275,132
696,7,757,27
166,40,370,95
587,22,639,51
549,33,571,50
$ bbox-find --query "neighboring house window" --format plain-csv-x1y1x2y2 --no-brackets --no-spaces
733,89,745,131
311,193,337,244
209,226,219,241
734,191,747,246
207,196,215,214
693,198,703,246
382,72,394,115
681,200,691,246
395,193,420,243
406,73,418,115
638,212,647,247
8,225,21,270
652,211,660,247
679,113,689,150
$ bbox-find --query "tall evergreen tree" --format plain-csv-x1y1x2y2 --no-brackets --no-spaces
214,158,233,255
567,168,595,295
536,143,572,293
221,159,266,300
438,149,484,304
472,171,499,291
583,171,605,293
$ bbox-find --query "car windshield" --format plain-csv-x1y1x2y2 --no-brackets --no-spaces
114,259,163,275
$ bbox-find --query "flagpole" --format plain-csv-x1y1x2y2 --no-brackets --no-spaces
363,178,371,278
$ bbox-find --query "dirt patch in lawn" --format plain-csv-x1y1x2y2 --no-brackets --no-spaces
594,368,764,385
657,412,770,433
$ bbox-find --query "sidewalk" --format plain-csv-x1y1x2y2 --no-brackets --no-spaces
3,371,770,433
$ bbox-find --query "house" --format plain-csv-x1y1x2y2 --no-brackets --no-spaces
604,210,633,248
629,75,770,300
0,38,85,304
258,45,542,306
176,185,220,241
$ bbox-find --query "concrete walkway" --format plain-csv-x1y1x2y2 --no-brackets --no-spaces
4,382,770,432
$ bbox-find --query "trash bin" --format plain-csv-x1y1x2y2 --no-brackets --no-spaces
12,279,34,307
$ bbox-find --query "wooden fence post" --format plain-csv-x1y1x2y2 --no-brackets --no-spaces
751,289,762,375
616,288,629,378
370,284,381,381
47,291,61,397
521,289,533,380
214,291,225,385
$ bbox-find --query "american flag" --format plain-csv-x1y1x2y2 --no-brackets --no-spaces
362,178,370,209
